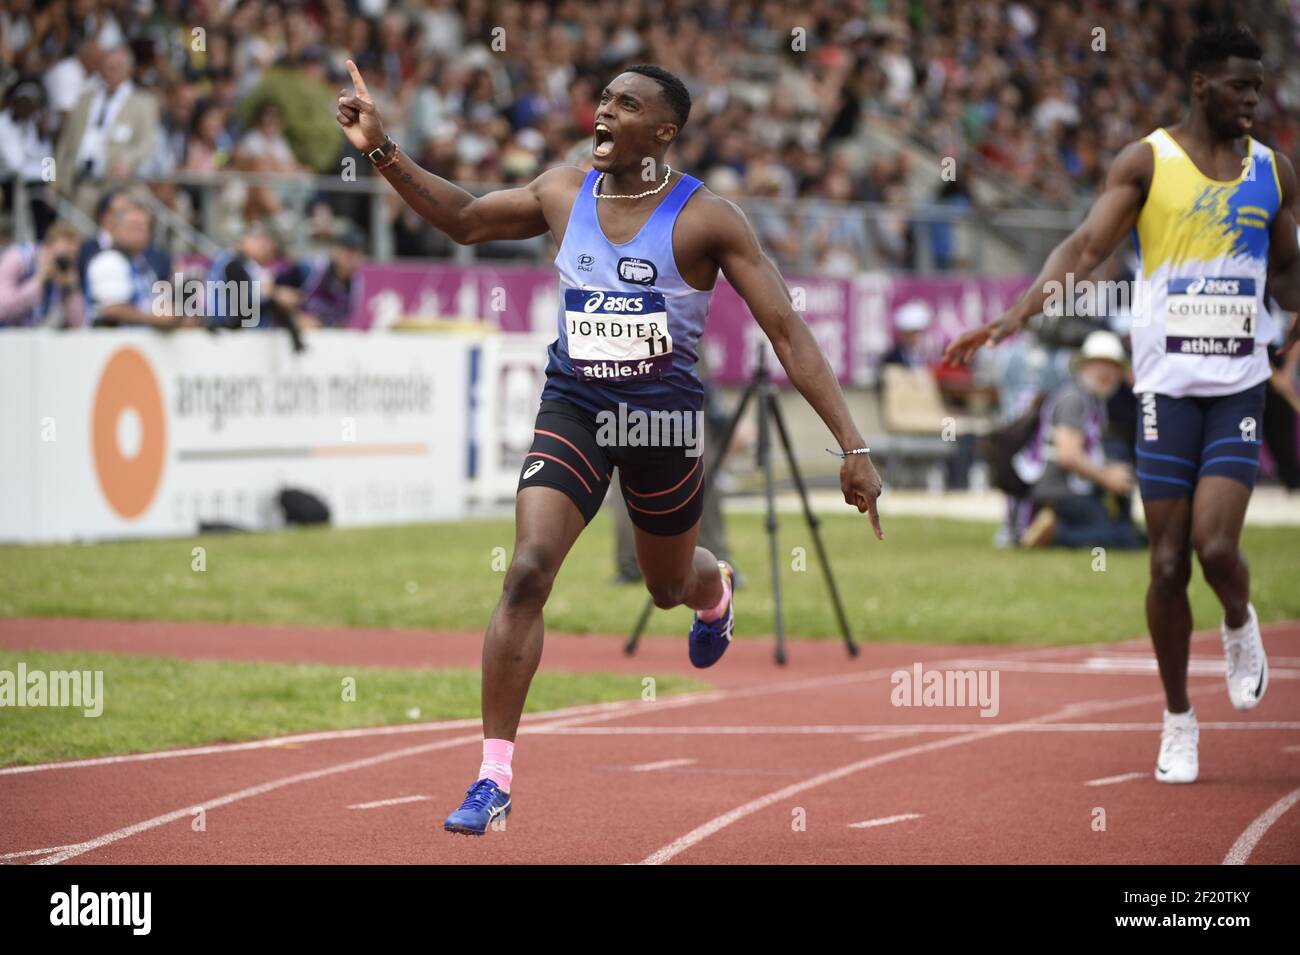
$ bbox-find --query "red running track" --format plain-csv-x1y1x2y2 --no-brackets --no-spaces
1,617,1298,864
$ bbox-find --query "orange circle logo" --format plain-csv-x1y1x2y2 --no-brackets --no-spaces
92,346,166,519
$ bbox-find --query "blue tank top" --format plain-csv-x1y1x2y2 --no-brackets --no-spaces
542,168,712,414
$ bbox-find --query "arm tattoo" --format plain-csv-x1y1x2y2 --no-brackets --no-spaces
395,168,438,207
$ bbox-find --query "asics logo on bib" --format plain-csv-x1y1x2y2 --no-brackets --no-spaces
582,291,644,314
1165,276,1256,357
1183,277,1243,295
563,287,673,382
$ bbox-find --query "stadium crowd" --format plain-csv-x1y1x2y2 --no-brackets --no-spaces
2,0,1299,272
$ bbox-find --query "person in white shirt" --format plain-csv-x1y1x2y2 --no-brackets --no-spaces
85,198,193,329
53,46,160,218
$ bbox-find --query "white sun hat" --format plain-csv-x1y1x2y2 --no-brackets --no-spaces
1077,329,1127,366
894,301,932,332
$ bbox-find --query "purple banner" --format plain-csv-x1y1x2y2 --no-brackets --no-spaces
352,263,558,334
354,264,1032,386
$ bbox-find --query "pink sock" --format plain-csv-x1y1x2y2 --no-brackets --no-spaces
698,566,731,622
479,738,514,792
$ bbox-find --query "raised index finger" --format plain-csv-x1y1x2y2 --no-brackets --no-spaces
346,59,371,100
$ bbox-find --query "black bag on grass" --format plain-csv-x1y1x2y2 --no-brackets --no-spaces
278,488,331,525
980,392,1048,497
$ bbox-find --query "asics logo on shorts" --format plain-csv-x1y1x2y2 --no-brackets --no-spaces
523,460,545,479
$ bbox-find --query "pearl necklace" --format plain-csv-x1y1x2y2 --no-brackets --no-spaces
593,164,673,199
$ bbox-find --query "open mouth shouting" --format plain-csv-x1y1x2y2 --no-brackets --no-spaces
594,122,615,159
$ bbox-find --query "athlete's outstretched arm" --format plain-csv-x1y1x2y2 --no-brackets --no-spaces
943,140,1152,364
1267,153,1300,352
335,59,559,244
709,197,884,538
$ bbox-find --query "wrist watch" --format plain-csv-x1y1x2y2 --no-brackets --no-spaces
366,136,396,165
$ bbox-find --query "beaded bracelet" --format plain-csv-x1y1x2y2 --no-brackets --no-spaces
825,447,872,457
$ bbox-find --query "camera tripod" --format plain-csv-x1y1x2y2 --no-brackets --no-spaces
623,345,858,665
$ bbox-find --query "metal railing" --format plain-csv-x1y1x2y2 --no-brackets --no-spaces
4,169,1080,273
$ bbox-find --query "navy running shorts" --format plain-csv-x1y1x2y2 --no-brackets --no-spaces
1134,383,1267,500
516,399,706,536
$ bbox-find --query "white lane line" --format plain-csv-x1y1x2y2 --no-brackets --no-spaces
632,758,696,772
347,795,431,810
0,843,84,860
1084,772,1146,787
531,721,1300,736
945,658,1299,679
4,644,1121,864
638,690,1172,865
1283,745,1300,753
1222,785,1300,865
23,658,1022,864
33,734,481,865
848,813,922,829
0,720,483,776
0,660,930,777
0,645,1100,778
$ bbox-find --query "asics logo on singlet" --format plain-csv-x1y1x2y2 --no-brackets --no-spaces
582,291,644,314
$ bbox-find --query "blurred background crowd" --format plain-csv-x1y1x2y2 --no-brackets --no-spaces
3,0,1299,269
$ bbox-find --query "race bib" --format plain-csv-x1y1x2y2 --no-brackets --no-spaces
1165,276,1256,357
563,288,672,382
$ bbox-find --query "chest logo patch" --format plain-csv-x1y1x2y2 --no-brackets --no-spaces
618,257,658,285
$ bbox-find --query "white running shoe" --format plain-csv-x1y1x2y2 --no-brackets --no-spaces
1222,603,1268,710
1154,708,1199,784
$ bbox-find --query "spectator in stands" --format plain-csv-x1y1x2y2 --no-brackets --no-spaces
42,33,100,123
0,79,56,237
85,196,189,328
1016,331,1144,550
928,175,973,272
881,302,934,369
0,221,84,327
77,189,170,292
143,82,197,179
206,221,305,350
4,0,1297,265
806,164,869,276
183,102,234,174
234,100,302,173
232,100,307,225
53,45,159,218
276,225,365,329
